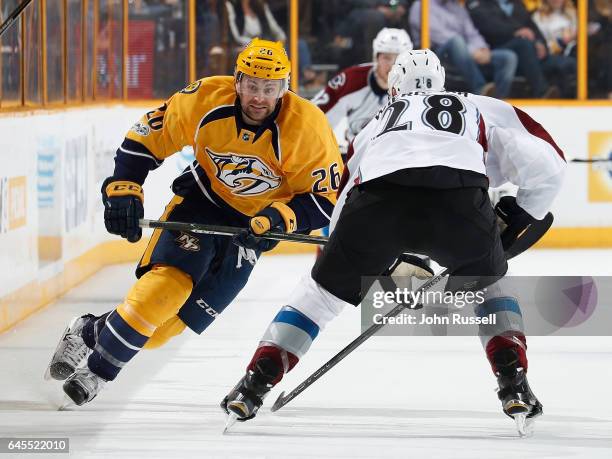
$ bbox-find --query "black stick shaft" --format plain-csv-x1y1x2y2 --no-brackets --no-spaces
0,0,33,38
570,158,612,163
139,219,328,245
270,269,449,412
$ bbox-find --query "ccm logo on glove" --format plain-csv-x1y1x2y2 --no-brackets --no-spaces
102,178,145,243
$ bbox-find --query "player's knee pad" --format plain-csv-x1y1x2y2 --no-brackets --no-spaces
117,264,193,337
144,315,187,349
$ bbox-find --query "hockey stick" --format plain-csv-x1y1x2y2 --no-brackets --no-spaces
570,158,612,163
270,211,554,412
139,219,328,245
0,0,33,38
270,268,449,412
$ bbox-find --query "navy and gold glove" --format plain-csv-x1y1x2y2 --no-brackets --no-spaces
102,177,144,243
233,202,297,252
494,196,535,251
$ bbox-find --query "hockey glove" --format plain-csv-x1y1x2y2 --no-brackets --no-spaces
233,202,297,252
102,177,144,243
389,253,434,279
494,196,535,251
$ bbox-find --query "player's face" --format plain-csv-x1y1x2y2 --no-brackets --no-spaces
236,75,284,124
376,52,399,84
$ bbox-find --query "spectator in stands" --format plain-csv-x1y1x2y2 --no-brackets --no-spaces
225,0,313,81
409,0,518,98
334,0,410,65
196,0,224,77
532,0,577,97
467,0,560,97
533,0,576,55
226,0,286,45
588,0,612,98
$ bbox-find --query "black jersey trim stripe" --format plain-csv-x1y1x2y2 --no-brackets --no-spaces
120,139,163,166
197,104,236,133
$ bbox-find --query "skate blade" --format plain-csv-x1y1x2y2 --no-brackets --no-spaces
223,412,239,434
44,317,84,381
57,396,74,411
513,413,535,437
44,323,72,380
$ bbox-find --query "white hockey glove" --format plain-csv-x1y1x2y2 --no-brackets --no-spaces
389,254,434,280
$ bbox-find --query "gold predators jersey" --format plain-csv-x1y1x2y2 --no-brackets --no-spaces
115,76,342,230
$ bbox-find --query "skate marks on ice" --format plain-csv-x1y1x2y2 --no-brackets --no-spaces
225,407,612,454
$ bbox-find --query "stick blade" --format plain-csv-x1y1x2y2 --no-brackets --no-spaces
270,391,286,412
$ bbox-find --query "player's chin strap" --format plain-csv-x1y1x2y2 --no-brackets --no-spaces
269,212,554,413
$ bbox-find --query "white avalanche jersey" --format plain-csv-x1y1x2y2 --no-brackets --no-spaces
331,91,566,230
311,63,389,144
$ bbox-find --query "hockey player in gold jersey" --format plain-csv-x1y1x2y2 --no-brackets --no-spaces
45,39,342,406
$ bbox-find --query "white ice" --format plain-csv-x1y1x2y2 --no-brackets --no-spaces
1,250,611,458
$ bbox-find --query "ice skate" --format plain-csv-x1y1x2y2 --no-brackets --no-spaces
220,357,280,430
494,349,543,437
45,315,94,381
62,367,107,406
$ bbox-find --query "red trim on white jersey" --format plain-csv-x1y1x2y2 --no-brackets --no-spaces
314,64,373,114
478,113,488,153
513,107,566,161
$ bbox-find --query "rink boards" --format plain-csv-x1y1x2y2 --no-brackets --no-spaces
1,102,612,332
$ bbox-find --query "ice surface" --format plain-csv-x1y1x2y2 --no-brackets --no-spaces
1,250,611,458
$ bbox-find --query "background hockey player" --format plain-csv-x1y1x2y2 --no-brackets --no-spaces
45,39,342,406
221,49,566,433
311,27,412,254
312,27,413,157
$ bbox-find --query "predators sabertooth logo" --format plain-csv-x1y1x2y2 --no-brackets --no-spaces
206,148,281,195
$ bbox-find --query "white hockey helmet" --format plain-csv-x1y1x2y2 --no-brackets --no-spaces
387,49,446,95
372,27,413,62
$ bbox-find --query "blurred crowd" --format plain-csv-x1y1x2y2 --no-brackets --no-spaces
130,0,611,99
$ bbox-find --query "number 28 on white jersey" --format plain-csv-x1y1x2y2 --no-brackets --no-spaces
353,91,488,185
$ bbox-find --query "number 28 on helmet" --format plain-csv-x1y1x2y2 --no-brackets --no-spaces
387,49,446,96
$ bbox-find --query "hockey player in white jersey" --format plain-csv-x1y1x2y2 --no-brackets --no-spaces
312,27,413,153
221,49,566,434
312,27,413,255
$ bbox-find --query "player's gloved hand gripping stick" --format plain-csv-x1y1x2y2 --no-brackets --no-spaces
140,218,326,245
232,202,298,252
103,178,145,243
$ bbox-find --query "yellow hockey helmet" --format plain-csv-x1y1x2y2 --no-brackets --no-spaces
235,38,291,82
